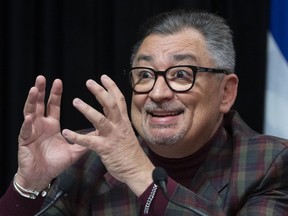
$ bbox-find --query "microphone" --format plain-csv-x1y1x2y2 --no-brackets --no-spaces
34,174,76,216
152,167,207,216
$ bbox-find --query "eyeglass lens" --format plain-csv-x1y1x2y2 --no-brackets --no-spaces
130,66,195,93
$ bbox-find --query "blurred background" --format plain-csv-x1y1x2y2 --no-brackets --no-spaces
1,0,286,196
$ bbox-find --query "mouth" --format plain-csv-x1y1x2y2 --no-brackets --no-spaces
148,110,184,117
146,109,184,126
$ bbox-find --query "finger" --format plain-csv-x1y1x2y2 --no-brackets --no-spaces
85,78,123,123
19,115,33,143
23,76,47,119
23,87,39,119
62,129,103,151
72,98,112,132
34,75,47,116
100,75,128,116
46,79,63,120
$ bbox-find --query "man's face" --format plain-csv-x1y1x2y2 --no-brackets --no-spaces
131,29,227,158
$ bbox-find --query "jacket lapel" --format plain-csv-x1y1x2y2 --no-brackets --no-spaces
190,127,233,205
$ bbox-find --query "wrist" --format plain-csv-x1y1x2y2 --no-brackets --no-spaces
15,171,52,191
126,163,155,196
13,174,51,199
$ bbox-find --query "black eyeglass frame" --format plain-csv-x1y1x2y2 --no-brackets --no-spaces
127,65,230,94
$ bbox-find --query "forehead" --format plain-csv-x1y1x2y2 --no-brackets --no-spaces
133,29,212,67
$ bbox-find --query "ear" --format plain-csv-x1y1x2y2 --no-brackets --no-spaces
219,74,238,113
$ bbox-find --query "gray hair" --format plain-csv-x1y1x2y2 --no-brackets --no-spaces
131,10,235,72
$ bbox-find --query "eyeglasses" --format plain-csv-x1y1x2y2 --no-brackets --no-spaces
127,65,230,93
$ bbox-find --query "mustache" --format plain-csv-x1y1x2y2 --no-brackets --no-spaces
143,102,184,112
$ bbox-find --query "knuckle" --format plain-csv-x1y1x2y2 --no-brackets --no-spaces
83,136,92,147
97,115,107,126
119,95,125,103
110,101,118,110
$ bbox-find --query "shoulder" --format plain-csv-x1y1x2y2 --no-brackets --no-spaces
224,111,288,172
222,112,288,214
225,110,288,150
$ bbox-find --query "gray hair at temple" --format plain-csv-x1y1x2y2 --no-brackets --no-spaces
131,10,235,72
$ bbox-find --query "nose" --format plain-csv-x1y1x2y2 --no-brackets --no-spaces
148,76,174,101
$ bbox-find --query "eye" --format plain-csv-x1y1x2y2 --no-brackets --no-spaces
175,70,187,78
168,68,193,80
131,68,155,85
134,69,154,80
139,70,153,79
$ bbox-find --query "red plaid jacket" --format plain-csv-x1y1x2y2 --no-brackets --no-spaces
40,110,288,215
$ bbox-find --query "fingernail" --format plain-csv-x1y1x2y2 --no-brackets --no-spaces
62,130,74,144
86,79,96,86
101,74,110,80
73,98,82,105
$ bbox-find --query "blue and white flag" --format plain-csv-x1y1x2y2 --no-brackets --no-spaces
264,0,288,138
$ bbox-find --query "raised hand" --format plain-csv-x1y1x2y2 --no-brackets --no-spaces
62,75,155,196
16,75,88,191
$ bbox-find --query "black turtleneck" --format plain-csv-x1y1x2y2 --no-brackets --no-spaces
147,127,221,188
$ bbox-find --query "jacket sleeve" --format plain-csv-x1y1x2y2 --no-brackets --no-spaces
0,182,44,216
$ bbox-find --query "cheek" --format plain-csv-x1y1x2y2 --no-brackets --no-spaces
179,85,218,124
194,78,222,107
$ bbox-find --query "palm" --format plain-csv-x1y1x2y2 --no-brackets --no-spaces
17,76,87,183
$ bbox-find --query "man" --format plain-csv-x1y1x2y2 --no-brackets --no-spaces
1,10,288,215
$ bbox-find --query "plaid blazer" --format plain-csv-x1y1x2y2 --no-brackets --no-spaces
43,111,288,215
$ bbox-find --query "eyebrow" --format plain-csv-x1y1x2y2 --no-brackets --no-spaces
135,53,197,64
135,54,153,63
173,54,197,62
